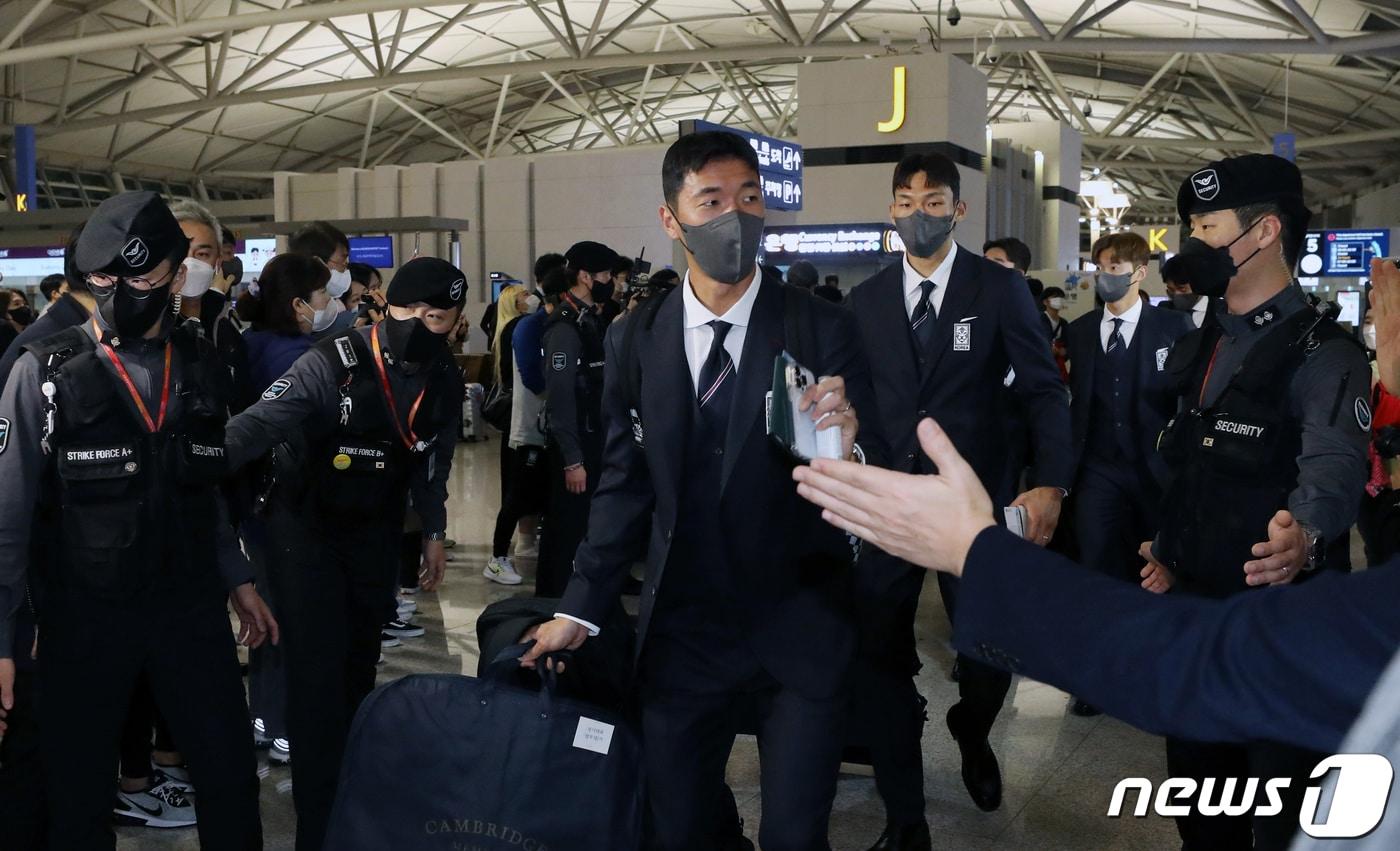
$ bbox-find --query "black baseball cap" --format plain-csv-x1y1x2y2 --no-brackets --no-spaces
386,257,468,310
74,191,189,277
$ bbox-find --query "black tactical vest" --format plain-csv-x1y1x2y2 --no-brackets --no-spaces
26,324,231,599
544,295,607,433
1156,305,1354,597
301,329,457,522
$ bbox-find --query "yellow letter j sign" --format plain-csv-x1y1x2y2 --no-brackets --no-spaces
878,66,907,133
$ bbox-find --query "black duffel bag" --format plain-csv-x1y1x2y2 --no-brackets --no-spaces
324,644,643,850
482,382,513,432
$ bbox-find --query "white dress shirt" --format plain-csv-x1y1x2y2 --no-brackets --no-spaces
902,242,958,321
1191,295,1208,329
1100,295,1144,352
681,270,762,390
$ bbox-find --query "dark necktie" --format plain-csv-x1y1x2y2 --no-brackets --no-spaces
1107,317,1126,356
697,320,735,433
910,279,937,352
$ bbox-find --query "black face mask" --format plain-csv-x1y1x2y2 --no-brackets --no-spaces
591,280,616,304
1169,292,1199,311
93,281,173,338
384,314,446,364
221,256,244,286
1161,218,1267,299
7,306,35,326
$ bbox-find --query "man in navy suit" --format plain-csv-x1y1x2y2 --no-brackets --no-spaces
1063,232,1192,715
523,131,881,850
845,153,1072,849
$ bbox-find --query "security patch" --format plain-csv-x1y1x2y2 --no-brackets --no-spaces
121,237,149,268
1357,397,1374,432
262,378,293,401
1191,168,1220,202
0,417,9,456
552,352,567,371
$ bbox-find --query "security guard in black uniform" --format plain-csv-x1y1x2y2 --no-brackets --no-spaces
223,256,464,851
0,192,272,850
1150,154,1371,850
537,240,619,597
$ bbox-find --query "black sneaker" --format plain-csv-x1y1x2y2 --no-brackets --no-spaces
383,619,425,638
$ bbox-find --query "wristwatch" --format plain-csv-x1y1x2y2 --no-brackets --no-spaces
425,531,447,542
1301,523,1325,572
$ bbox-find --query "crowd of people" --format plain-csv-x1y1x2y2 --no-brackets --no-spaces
0,128,1394,851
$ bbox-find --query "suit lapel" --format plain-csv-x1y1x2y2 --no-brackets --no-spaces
921,247,983,383
643,290,690,502
721,273,783,495
1079,310,1101,391
872,264,921,390
1135,303,1160,388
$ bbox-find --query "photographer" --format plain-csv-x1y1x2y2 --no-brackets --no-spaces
1359,302,1400,565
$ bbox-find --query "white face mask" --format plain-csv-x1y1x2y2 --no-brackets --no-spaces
524,294,542,313
303,295,342,332
326,267,352,299
181,257,215,299
1048,297,1065,311
1364,324,1377,351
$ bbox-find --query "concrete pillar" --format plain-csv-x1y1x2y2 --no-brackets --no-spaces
989,121,1083,271
796,52,989,248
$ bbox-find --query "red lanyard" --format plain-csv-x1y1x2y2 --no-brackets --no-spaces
370,324,427,451
93,319,172,433
1198,338,1225,408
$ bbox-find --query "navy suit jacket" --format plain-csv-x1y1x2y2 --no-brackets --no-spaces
1065,302,1193,487
847,247,1072,508
957,528,1400,753
558,273,884,700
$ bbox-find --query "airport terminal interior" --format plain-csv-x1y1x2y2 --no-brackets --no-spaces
3,0,1400,849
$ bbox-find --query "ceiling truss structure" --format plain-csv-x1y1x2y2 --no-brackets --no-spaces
1,1,1399,217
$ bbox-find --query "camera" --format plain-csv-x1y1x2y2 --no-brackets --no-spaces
1376,425,1400,459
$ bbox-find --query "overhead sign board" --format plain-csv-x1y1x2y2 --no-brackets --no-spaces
761,223,902,260
1299,229,1390,277
0,246,65,278
681,119,803,211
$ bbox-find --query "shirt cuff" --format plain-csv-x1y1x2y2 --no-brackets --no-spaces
555,613,600,636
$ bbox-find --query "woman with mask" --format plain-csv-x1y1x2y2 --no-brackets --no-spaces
484,284,542,585
229,252,332,771
221,257,465,851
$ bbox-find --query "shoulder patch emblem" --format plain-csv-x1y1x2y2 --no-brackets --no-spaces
552,352,567,371
1356,397,1374,432
335,336,358,368
0,417,9,456
262,378,293,401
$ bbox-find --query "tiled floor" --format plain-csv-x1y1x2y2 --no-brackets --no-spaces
118,438,1183,849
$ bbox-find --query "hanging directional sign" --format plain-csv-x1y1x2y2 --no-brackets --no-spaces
680,119,804,211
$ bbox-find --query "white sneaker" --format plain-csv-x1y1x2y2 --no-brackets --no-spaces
269,738,291,766
397,596,418,616
115,775,197,828
484,556,523,585
252,717,272,748
514,537,539,559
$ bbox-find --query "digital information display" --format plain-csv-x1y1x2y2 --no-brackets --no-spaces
0,246,65,279
684,119,804,211
1299,229,1391,277
237,238,277,275
349,235,394,267
761,224,901,260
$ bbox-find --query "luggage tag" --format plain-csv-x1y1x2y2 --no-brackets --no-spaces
573,717,615,756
